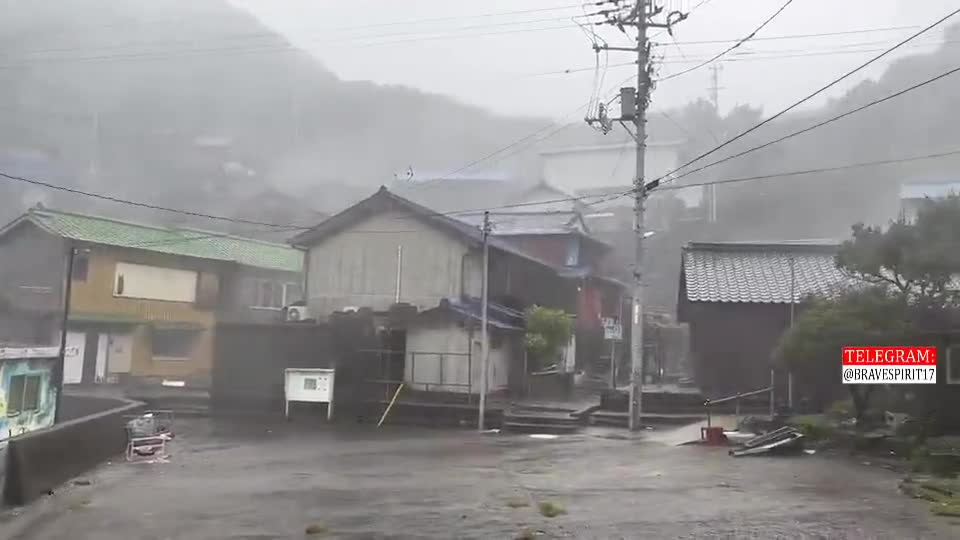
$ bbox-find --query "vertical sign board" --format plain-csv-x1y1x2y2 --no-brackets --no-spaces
602,318,622,341
284,368,335,421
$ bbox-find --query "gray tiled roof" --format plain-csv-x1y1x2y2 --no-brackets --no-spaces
682,241,856,304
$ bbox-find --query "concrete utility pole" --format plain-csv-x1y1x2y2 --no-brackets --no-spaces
477,211,491,431
54,245,78,424
588,1,687,432
788,256,796,410
629,5,650,433
708,63,724,113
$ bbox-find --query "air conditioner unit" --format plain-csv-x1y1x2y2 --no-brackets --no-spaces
286,305,311,322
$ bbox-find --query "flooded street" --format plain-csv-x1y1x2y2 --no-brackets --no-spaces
2,418,956,539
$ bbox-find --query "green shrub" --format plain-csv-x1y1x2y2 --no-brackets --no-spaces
827,399,854,419
537,501,566,518
794,419,834,442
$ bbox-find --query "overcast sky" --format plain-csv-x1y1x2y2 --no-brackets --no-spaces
230,0,957,121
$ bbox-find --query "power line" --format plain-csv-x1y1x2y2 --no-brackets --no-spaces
431,68,639,181
654,60,960,187
8,4,593,58
116,4,593,34
656,0,796,83
650,5,960,187
0,165,630,233
522,35,949,77
663,24,922,45
0,171,310,230
653,146,960,192
1,15,602,69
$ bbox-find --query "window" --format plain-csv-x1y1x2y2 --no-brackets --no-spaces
255,280,284,309
7,374,42,416
114,262,197,303
948,345,960,385
152,328,200,360
71,253,89,281
253,280,302,309
195,272,220,309
565,237,580,267
284,282,303,305
303,377,317,390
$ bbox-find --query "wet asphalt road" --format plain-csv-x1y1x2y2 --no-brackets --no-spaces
2,418,958,540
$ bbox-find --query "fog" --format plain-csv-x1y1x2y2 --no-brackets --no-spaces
1,0,959,244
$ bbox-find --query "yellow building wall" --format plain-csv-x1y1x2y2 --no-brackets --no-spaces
69,247,216,383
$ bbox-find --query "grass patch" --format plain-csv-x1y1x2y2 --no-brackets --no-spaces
931,502,960,517
506,497,530,509
537,501,566,518
67,497,92,511
827,399,854,419
304,522,328,535
901,477,960,517
515,527,537,540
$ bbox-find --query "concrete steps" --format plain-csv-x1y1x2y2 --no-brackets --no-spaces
590,410,705,428
502,406,583,434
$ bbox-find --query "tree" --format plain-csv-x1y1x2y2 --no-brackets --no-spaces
524,306,572,372
775,287,914,422
836,195,960,308
777,195,960,422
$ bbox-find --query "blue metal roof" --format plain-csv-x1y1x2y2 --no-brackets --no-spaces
429,297,525,331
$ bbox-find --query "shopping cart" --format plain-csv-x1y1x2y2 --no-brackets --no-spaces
124,410,175,462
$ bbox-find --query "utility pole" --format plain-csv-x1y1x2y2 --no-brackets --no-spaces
788,256,796,410
477,211,491,431
629,5,650,434
708,63,724,113
54,245,77,424
588,1,687,432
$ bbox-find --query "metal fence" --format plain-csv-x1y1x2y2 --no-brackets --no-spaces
362,349,475,402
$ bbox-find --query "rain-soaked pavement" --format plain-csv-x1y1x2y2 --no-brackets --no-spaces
2,417,958,540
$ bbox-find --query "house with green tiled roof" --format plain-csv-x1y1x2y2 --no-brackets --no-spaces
0,205,304,388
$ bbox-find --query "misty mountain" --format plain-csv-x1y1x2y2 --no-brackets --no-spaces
669,22,960,242
0,0,632,234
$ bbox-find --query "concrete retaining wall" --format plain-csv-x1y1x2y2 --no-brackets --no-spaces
2,396,142,506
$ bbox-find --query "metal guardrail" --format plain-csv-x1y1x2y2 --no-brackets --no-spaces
703,386,774,430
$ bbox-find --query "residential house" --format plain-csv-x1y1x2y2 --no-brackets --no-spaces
0,345,61,442
912,308,960,431
539,141,690,205
0,207,303,388
678,240,854,398
405,297,525,395
0,345,62,493
899,177,960,222
289,186,625,396
390,175,522,215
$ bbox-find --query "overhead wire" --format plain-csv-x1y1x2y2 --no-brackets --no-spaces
0,171,309,230
8,5,597,59
649,5,960,188
656,0,795,83
0,19,600,69
653,146,960,192
654,61,960,187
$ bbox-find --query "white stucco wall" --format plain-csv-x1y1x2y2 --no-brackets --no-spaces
541,142,702,208
305,210,482,317
404,322,509,394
